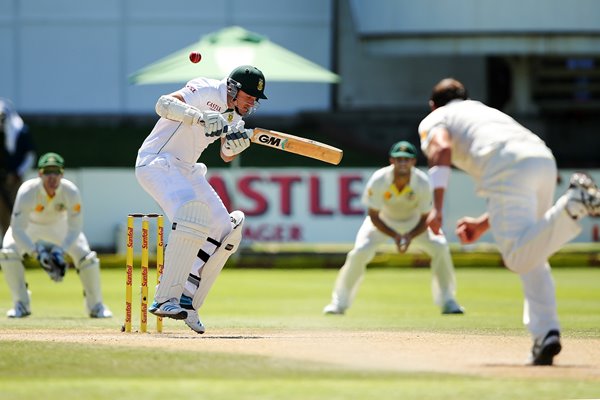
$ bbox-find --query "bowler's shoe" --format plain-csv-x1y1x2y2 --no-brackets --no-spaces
530,330,562,366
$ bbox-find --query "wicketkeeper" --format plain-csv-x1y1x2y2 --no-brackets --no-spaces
0,152,112,318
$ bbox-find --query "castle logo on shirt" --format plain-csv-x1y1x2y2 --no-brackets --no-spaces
206,101,222,112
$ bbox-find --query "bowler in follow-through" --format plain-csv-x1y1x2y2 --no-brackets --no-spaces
419,77,600,365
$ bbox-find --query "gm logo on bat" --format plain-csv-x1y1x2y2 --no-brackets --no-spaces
257,133,288,149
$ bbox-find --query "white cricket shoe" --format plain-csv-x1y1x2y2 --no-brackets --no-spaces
441,299,465,315
179,294,205,334
149,299,188,320
184,310,206,334
323,303,345,315
7,301,31,318
89,303,113,318
566,172,600,219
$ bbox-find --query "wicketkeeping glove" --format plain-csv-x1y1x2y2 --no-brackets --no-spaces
202,111,227,137
36,244,67,282
395,234,411,254
221,122,251,157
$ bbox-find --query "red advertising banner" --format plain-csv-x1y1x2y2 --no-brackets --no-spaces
206,168,373,243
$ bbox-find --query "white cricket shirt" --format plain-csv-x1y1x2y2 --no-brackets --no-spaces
136,77,242,167
363,165,432,229
10,177,83,254
418,99,553,192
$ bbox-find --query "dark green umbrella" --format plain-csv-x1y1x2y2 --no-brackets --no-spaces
129,26,340,84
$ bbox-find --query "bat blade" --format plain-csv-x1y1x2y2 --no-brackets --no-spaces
250,128,343,165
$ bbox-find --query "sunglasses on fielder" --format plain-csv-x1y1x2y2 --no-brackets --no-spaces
40,167,64,176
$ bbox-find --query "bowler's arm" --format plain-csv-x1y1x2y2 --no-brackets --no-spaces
425,126,452,234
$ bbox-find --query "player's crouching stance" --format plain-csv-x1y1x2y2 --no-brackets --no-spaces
323,141,464,316
0,152,112,318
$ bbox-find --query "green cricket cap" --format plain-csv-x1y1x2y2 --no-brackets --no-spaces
389,141,417,158
38,152,65,169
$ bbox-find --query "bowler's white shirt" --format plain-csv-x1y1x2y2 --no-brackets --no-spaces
418,99,553,194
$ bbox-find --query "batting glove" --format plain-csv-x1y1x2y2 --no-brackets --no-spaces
201,111,227,137
221,122,251,157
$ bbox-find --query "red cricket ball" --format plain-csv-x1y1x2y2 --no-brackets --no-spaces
189,51,202,63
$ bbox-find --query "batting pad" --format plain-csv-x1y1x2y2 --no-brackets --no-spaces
192,210,244,310
154,201,210,303
0,249,29,304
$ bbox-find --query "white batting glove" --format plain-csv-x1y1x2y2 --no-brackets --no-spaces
201,111,227,137
221,121,251,157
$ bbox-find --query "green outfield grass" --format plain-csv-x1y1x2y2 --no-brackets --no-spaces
1,266,599,400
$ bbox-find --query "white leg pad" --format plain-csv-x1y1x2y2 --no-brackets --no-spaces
76,251,104,312
155,201,210,303
0,249,29,305
191,210,244,310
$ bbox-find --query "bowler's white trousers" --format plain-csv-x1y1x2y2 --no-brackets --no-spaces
330,216,457,310
483,156,582,338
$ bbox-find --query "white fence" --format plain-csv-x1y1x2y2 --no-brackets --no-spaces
36,167,600,252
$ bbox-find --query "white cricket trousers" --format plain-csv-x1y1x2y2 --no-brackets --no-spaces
330,216,457,310
484,156,582,338
135,156,232,241
3,223,92,263
136,156,233,303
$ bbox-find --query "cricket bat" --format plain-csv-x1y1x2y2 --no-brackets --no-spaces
249,127,343,165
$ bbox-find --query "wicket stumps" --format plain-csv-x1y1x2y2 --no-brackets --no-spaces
124,213,164,333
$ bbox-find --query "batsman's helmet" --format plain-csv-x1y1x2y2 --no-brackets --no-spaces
227,65,268,100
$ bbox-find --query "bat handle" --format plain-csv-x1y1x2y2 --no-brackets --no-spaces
220,125,254,137
219,124,229,138
220,124,254,138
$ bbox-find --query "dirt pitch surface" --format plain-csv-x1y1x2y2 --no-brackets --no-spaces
3,328,600,380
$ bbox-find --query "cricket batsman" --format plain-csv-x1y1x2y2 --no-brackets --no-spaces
135,65,267,333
